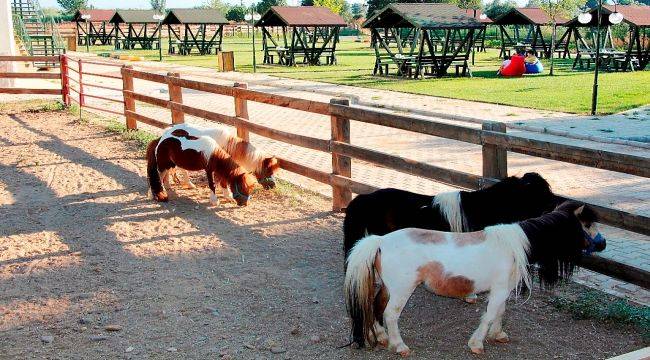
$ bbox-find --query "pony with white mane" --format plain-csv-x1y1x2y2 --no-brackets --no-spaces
166,123,279,190
344,201,605,356
146,129,257,206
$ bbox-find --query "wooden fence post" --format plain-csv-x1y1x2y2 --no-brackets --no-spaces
121,65,137,130
233,82,249,141
77,59,84,107
59,55,69,106
167,72,184,124
330,98,352,212
482,121,507,183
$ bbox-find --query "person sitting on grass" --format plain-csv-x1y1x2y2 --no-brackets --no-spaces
525,49,539,64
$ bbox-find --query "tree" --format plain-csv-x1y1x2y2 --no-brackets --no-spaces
540,0,581,75
366,0,453,18
314,0,346,14
351,3,365,18
302,0,314,5
226,5,247,22
340,0,353,22
484,0,516,20
526,0,543,7
451,0,482,10
150,0,166,13
56,0,87,16
203,0,230,14
256,0,287,15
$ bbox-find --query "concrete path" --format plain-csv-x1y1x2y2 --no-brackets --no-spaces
2,52,648,305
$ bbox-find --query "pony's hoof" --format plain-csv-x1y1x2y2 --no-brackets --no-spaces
464,294,478,304
494,332,509,343
393,343,410,357
154,192,169,202
470,347,485,355
209,193,219,206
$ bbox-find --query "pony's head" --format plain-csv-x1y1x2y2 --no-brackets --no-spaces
521,201,605,286
231,172,258,206
257,157,279,190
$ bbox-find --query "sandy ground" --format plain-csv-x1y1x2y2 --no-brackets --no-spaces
0,104,646,359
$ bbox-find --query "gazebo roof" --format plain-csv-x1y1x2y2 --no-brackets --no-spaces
493,7,568,26
162,9,228,25
255,6,347,27
463,9,493,24
565,5,650,27
73,9,115,22
363,3,483,29
110,10,164,24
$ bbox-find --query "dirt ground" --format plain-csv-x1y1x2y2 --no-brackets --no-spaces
0,103,645,359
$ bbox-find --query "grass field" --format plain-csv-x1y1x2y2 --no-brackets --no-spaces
85,36,650,114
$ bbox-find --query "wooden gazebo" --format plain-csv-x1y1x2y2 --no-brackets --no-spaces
463,9,493,52
563,5,650,71
363,3,482,78
110,10,163,50
162,9,228,55
73,9,116,46
255,6,347,66
493,7,568,58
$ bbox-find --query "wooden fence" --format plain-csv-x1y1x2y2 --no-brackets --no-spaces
0,55,648,289
0,55,64,100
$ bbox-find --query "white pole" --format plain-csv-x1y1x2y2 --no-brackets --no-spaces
0,0,17,87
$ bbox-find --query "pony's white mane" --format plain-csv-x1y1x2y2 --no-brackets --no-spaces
172,123,269,174
484,224,532,297
432,191,467,232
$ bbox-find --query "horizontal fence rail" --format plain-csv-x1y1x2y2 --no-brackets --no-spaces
0,55,64,99
1,55,647,290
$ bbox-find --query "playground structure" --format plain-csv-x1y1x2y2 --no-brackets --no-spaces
73,9,116,46
364,3,483,78
162,9,228,55
493,7,569,59
255,6,347,66
562,5,650,71
110,10,163,50
10,0,64,67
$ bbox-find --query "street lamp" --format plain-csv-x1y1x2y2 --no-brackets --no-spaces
245,8,261,73
153,14,165,62
81,14,91,52
579,1,624,115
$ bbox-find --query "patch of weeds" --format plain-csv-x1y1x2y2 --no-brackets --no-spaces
371,96,381,100
271,178,326,207
569,126,576,129
506,113,518,117
550,289,650,340
598,129,614,133
104,120,158,151
514,122,525,125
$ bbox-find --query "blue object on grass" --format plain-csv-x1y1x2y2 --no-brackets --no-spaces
525,61,544,74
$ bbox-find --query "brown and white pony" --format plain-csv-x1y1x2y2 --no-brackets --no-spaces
345,201,605,356
167,123,280,190
146,129,257,206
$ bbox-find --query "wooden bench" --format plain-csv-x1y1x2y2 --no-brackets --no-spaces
407,55,471,78
373,55,396,76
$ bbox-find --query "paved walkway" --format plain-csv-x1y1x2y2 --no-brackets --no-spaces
3,53,649,305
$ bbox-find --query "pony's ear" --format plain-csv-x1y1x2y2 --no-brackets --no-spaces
573,205,585,217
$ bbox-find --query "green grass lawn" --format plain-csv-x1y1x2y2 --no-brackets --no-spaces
84,36,650,114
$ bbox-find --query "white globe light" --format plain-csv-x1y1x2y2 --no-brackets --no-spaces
81,14,91,20
479,13,488,20
253,14,261,21
609,12,624,25
244,13,253,21
578,12,592,24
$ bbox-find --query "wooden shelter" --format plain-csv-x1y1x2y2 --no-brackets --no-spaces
255,6,347,66
493,7,568,58
110,10,163,50
363,3,482,78
464,9,493,52
563,5,650,71
73,9,116,46
162,9,228,55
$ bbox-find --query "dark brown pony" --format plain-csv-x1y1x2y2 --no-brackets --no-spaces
146,130,257,206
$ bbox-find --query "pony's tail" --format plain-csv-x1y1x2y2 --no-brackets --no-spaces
344,234,382,348
342,196,371,267
146,137,167,202
485,224,532,296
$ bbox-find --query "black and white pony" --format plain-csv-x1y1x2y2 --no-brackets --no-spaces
344,201,606,356
343,172,558,260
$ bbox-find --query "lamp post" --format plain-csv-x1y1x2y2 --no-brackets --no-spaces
245,7,261,73
580,1,623,115
81,14,91,52
153,14,165,62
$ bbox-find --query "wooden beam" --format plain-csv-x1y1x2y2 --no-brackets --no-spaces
233,83,249,141
581,254,650,289
167,72,184,124
330,98,352,211
0,88,61,95
482,122,507,180
0,72,60,79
